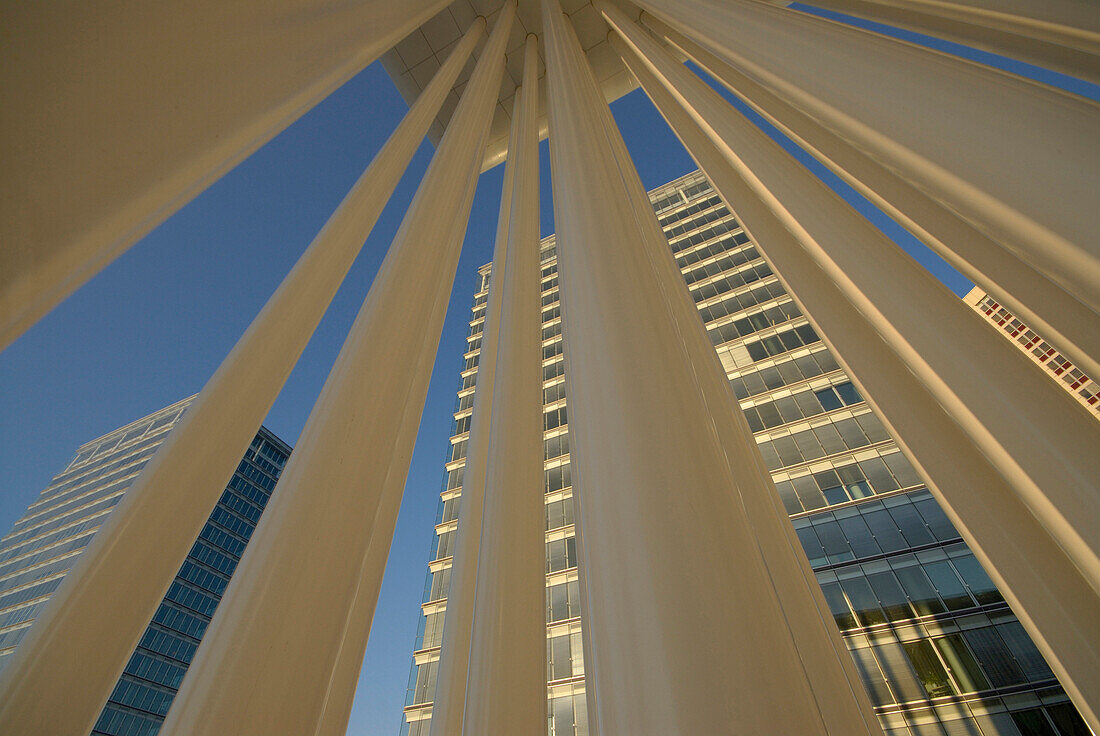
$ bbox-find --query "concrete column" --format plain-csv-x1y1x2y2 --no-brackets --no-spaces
642,12,1100,382
461,36,547,736
541,1,882,732
428,5,520,733
0,20,484,736
605,16,1100,728
0,0,452,351
796,0,1100,85
630,0,1100,364
156,8,514,736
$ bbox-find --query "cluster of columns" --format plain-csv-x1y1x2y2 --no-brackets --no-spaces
0,0,1096,734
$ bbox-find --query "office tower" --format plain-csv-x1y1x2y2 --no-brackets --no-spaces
0,396,291,735
400,171,1088,736
965,287,1099,418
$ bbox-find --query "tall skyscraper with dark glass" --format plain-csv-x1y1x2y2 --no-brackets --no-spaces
0,396,291,736
400,171,1088,736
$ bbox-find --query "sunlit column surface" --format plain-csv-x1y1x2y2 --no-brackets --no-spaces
155,9,513,735
0,0,451,351
541,1,883,732
0,19,485,736
461,35,547,736
605,15,1100,729
630,0,1100,368
797,0,1100,85
641,12,1100,382
427,5,519,734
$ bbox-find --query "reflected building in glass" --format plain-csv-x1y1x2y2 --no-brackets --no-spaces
399,171,1088,736
0,396,291,736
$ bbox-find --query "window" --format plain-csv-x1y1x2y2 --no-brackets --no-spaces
545,433,570,461
546,464,572,493
544,406,568,431
544,381,567,405
546,497,575,530
547,537,578,572
547,580,582,622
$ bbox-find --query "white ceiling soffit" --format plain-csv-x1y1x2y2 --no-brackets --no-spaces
380,0,642,172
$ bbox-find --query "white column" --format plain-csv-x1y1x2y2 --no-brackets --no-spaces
0,20,484,736
605,15,1100,728
796,0,1100,85
427,4,520,733
155,8,514,735
642,12,1100,382
630,0,1100,364
0,0,452,351
461,35,547,736
541,1,883,733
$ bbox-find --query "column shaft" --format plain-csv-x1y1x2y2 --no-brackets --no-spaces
155,9,512,734
0,0,451,350
630,0,1100,350
0,20,484,736
798,0,1100,84
427,5,519,733
461,36,547,735
643,13,1100,382
800,0,1100,84
606,17,1100,728
541,1,882,732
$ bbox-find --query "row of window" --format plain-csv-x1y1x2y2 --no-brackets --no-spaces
0,496,115,566
849,618,1054,707
21,437,166,523
776,450,919,516
730,348,841,400
674,231,751,268
538,433,569,465
819,545,1002,632
692,261,775,307
681,243,758,285
548,691,590,736
706,299,802,347
744,380,862,433
669,218,742,255
0,532,96,594
544,406,568,432
681,181,713,200
119,651,187,691
543,340,563,361
150,602,207,641
0,574,60,612
757,411,889,474
794,489,957,567
657,194,723,228
544,380,567,406
103,677,175,718
548,630,585,681
12,458,150,537
92,704,163,736
741,324,820,366
662,204,732,240
165,580,218,619
543,359,565,383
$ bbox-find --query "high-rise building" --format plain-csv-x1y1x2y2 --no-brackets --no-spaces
0,396,291,736
965,287,1099,418
400,171,1089,736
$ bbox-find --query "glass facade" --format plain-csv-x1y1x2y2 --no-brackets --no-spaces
399,171,1088,736
0,396,291,736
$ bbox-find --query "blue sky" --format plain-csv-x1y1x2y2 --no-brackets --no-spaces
1,6,1095,735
